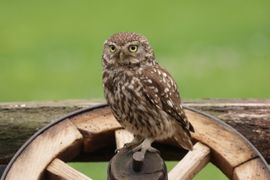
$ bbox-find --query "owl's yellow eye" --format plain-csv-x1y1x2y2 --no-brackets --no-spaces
109,45,116,52
128,45,138,53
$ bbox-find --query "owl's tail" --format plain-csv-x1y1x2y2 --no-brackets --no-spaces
173,123,194,151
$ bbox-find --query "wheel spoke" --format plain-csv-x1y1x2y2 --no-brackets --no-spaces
46,158,92,180
4,120,83,180
115,129,133,149
168,142,210,180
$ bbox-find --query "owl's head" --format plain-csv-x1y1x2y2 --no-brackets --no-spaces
102,32,155,67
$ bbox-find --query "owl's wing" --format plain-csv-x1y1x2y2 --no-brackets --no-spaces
139,65,194,134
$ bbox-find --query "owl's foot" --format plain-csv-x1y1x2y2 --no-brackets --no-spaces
114,142,140,153
124,141,141,149
131,138,159,156
132,145,159,153
115,135,143,153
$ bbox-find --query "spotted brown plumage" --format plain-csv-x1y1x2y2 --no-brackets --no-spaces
102,32,194,154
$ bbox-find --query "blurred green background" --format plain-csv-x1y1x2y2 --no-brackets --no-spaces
1,0,269,179
1,0,269,102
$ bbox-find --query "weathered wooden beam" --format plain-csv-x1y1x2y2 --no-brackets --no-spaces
46,158,92,180
168,142,210,180
0,99,269,164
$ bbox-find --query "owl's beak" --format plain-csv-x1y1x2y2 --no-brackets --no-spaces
119,50,125,62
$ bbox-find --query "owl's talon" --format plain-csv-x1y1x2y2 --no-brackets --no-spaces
115,137,143,153
114,148,121,153
132,145,159,154
131,145,141,153
147,146,160,153
124,142,137,149
123,136,144,150
131,138,158,155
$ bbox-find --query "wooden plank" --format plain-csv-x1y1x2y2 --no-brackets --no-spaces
71,108,121,152
115,129,133,149
233,158,270,180
0,101,98,165
186,109,258,178
46,158,91,180
1,100,270,164
5,120,83,180
168,142,210,180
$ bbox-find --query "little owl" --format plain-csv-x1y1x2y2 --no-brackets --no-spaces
102,32,194,155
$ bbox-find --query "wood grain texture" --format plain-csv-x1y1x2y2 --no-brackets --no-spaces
4,120,83,180
186,109,258,177
0,101,98,164
46,158,91,180
168,142,210,180
233,158,270,180
1,99,269,164
2,102,269,180
189,99,270,165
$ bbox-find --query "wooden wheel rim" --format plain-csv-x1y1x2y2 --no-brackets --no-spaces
1,104,269,180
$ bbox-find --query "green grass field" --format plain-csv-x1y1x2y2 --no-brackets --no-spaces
1,0,269,101
69,162,226,180
1,0,269,179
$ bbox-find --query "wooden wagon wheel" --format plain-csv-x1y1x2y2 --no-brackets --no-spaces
1,104,269,180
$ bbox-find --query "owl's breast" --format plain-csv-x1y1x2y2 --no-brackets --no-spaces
103,69,141,116
103,67,174,138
